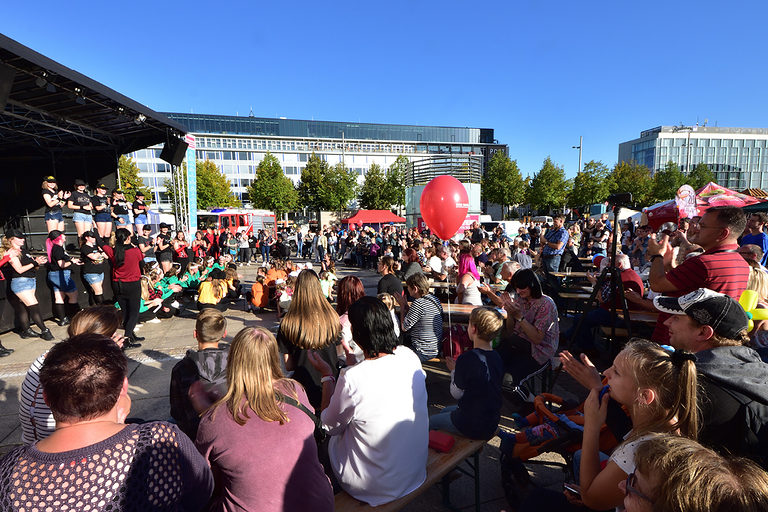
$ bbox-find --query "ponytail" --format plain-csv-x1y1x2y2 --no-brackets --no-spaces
114,228,131,268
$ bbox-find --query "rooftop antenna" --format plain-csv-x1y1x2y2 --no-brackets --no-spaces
249,106,254,117
703,118,708,127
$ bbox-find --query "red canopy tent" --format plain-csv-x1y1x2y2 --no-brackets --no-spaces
342,210,406,229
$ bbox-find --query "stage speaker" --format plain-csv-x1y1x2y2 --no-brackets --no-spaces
160,137,189,167
0,63,16,111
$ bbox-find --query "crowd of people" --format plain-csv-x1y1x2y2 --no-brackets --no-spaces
2,185,768,510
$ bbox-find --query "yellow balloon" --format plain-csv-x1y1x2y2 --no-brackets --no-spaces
751,310,768,321
740,290,759,312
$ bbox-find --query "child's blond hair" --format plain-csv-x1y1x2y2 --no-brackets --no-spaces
469,307,504,341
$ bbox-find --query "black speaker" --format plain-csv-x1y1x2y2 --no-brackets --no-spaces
0,63,16,111
160,137,189,167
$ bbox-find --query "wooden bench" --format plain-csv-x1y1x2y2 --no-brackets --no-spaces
334,434,486,512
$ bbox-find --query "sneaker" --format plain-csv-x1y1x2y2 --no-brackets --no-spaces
19,328,41,339
170,300,180,309
40,329,54,341
148,318,162,324
57,316,71,327
123,337,142,349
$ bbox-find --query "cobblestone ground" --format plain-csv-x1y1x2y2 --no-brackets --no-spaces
0,260,593,511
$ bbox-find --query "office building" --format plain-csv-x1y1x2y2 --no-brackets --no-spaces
619,125,768,190
127,113,507,217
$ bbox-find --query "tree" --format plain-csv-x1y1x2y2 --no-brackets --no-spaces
527,157,571,213
610,161,654,206
247,152,298,219
324,162,358,215
297,153,329,214
688,163,716,190
118,155,152,203
568,160,613,208
359,163,389,209
384,155,408,215
196,159,241,209
481,151,526,219
651,161,688,204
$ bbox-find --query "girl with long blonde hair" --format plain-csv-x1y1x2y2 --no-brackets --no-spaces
196,326,334,512
276,269,340,409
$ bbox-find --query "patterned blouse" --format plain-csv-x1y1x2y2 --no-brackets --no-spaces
512,294,559,365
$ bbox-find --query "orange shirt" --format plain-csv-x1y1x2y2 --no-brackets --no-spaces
251,281,268,308
265,268,279,287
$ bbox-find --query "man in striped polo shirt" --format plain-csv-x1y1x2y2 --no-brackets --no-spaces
646,206,750,343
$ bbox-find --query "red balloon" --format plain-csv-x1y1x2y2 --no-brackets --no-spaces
419,175,469,240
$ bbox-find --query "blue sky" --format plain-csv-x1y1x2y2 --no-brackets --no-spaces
4,1,767,179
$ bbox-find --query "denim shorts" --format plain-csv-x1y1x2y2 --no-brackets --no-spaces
94,212,111,223
48,270,77,293
135,214,148,225
11,277,36,294
83,272,104,285
72,212,92,224
115,216,129,227
45,211,63,222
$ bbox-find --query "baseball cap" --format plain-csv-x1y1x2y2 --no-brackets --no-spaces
159,222,170,229
96,183,108,190
48,230,63,240
135,191,145,196
4,229,25,239
142,224,152,231
654,288,749,339
81,230,96,239
74,179,86,186
44,176,57,183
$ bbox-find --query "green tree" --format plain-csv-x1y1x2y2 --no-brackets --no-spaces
247,152,298,219
297,153,330,214
527,157,571,213
481,151,526,219
118,155,152,203
568,160,613,208
610,161,654,206
651,161,688,203
196,159,241,209
385,155,408,215
324,162,358,215
359,163,389,209
688,163,716,190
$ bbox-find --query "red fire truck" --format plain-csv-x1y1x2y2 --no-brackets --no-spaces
196,208,276,235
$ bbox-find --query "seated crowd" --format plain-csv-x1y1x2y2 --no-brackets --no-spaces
3,208,768,511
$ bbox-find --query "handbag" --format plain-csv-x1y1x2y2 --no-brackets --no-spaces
277,392,328,445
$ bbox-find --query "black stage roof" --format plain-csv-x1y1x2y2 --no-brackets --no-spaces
0,33,186,157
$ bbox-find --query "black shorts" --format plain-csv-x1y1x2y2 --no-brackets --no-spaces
157,252,173,263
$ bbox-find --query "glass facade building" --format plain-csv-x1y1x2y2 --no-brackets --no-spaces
128,113,505,211
619,126,768,190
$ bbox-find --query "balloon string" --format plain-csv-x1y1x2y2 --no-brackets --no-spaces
446,240,453,358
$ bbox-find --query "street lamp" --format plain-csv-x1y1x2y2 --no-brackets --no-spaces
572,136,583,174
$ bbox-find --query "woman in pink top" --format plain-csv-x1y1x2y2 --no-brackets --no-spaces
196,326,333,512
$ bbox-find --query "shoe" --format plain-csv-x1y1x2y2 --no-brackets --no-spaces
0,343,13,357
40,329,54,341
148,318,162,324
57,316,71,327
123,336,142,349
170,300,180,309
19,328,41,339
133,335,145,342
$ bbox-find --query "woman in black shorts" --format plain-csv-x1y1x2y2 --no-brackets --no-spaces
41,177,69,234
110,189,131,233
92,183,112,238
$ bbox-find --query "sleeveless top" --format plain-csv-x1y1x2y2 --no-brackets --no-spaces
459,275,483,306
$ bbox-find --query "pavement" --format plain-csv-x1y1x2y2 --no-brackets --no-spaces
0,260,589,511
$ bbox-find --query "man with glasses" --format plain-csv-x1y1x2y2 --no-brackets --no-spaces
645,206,749,343
741,212,768,266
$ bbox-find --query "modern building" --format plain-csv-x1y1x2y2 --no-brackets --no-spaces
619,125,768,190
127,113,507,223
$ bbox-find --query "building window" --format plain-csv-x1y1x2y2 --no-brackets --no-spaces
299,153,308,162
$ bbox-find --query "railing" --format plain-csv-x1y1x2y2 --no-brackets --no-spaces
405,154,483,186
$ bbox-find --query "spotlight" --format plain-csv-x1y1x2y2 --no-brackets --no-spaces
134,114,146,125
35,76,46,88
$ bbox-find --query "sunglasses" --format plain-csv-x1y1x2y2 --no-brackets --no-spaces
625,472,653,503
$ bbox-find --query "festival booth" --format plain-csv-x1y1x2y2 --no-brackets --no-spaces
643,182,764,230
342,209,406,231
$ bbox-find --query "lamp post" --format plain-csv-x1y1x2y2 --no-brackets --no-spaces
572,136,583,174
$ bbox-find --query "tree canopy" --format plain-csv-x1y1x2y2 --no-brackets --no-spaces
481,151,526,218
688,163,716,191
651,161,688,203
527,157,571,213
610,161,654,206
297,154,357,214
325,162,358,213
385,155,408,214
247,152,298,219
358,163,389,209
196,160,241,209
568,160,612,208
118,155,152,203
297,153,327,212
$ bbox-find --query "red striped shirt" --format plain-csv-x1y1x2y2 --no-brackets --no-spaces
652,244,749,342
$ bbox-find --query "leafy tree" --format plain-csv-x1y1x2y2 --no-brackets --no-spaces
688,163,716,190
247,152,298,219
118,155,152,203
527,157,571,213
359,163,389,209
324,162,358,215
481,151,526,219
385,155,408,214
297,153,329,214
610,161,654,206
568,160,613,208
651,161,687,204
196,159,241,209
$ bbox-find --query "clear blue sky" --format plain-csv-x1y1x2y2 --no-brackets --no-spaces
4,1,767,179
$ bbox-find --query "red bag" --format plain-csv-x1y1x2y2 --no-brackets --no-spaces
441,324,472,360
429,430,456,452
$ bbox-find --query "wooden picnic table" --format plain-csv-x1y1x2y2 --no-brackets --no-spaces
426,281,505,292
551,271,591,278
397,302,496,323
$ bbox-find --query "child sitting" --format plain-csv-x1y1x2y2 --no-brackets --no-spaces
377,292,400,337
249,268,268,312
429,306,504,440
276,276,295,316
319,270,336,300
197,268,228,311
